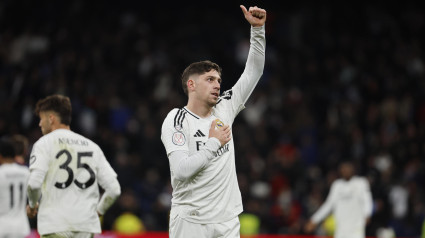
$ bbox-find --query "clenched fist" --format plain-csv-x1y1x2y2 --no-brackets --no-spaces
240,5,267,27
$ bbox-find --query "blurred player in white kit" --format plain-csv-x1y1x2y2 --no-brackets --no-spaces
0,138,31,238
27,94,121,238
305,161,373,238
161,5,266,238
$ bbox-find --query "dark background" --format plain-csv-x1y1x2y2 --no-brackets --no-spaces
0,0,424,236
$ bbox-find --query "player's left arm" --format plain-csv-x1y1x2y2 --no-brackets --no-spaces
96,149,121,216
229,6,266,111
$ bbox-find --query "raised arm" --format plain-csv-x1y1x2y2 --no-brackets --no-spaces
230,6,266,107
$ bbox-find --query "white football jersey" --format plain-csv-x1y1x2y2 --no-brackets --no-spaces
311,176,373,238
0,163,30,237
161,26,265,223
29,129,118,235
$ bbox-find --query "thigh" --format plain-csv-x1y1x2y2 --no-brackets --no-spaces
214,217,240,238
41,232,73,238
73,232,94,238
169,216,211,238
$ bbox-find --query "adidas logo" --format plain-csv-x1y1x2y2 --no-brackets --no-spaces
194,130,206,137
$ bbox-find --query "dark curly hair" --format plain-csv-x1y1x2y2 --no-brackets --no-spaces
34,95,72,125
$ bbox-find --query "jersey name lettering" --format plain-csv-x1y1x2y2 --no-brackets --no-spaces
58,138,89,146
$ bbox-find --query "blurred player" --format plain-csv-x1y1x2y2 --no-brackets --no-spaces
161,5,266,238
27,94,121,238
11,134,29,165
0,138,31,238
304,161,373,238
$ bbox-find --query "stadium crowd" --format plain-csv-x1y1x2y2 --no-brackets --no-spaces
0,0,424,236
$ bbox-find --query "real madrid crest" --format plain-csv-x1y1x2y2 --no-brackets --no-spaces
215,119,224,129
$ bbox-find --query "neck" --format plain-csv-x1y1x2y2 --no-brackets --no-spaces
0,158,15,164
52,124,71,131
186,99,213,118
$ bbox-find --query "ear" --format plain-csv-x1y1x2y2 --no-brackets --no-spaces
48,113,55,125
187,78,196,92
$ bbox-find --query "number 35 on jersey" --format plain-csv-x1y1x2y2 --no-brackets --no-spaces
55,149,95,190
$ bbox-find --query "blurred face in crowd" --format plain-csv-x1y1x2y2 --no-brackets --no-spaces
190,70,222,107
340,162,354,180
38,111,54,135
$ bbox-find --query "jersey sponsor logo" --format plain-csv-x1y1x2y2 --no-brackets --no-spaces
30,155,36,165
193,130,206,137
172,132,186,146
214,144,230,156
196,141,230,156
196,141,204,151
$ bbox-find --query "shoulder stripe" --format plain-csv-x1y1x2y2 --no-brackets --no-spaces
173,109,183,127
174,108,187,129
174,109,186,127
178,111,186,127
183,108,199,119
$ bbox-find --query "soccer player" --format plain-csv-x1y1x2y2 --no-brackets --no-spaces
0,138,31,238
161,5,266,238
304,161,373,238
27,95,121,237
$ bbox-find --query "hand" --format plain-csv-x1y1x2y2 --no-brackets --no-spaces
366,216,371,225
27,203,39,218
304,220,317,234
209,120,231,146
240,5,267,27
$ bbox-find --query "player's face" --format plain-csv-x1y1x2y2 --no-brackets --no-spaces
38,111,53,135
340,163,354,180
193,70,222,107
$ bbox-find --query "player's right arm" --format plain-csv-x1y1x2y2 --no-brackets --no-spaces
305,181,338,233
161,110,231,181
217,6,266,119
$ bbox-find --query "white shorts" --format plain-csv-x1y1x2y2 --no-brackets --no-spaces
169,216,240,238
41,232,94,238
